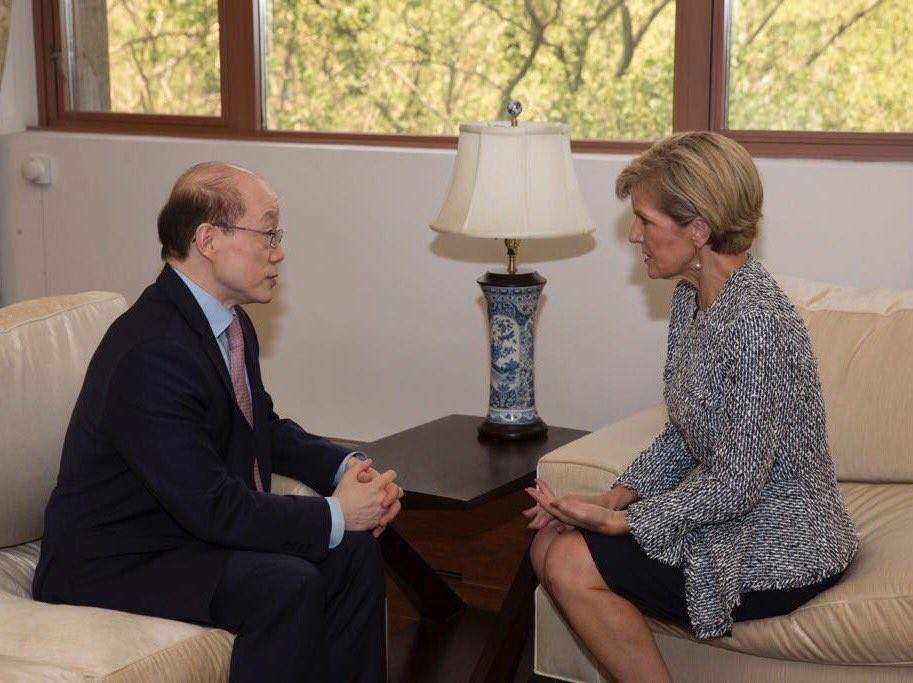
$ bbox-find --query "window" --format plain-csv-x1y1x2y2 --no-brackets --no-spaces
260,0,675,141
725,0,912,133
32,1,913,159
58,0,220,115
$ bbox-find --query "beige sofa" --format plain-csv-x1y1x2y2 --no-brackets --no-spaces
0,292,316,681
534,276,913,682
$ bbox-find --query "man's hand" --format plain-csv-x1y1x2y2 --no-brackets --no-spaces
339,457,404,537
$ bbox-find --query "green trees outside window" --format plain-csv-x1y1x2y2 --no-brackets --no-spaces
54,0,913,141
727,0,913,133
61,0,220,115
260,0,674,140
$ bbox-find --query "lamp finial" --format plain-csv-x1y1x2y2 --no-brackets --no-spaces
506,100,522,127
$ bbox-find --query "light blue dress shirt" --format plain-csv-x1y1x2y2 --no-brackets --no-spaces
173,269,351,548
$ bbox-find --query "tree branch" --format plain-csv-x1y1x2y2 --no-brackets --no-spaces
615,0,672,77
497,0,562,110
113,30,209,52
805,0,887,66
744,0,785,47
616,3,633,79
560,0,622,91
386,62,452,126
477,0,528,33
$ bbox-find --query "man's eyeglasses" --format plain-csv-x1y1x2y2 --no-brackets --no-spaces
215,223,284,249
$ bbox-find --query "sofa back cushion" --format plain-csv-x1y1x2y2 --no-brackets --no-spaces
0,292,127,547
776,276,913,483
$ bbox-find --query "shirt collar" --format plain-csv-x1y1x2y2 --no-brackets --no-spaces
172,267,235,339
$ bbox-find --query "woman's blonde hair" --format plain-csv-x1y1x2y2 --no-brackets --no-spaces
615,132,763,254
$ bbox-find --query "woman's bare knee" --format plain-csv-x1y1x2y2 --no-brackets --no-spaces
530,521,563,582
542,531,607,600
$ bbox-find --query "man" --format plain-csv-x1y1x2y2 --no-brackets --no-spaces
33,162,402,682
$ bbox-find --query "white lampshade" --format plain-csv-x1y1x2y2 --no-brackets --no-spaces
431,121,595,239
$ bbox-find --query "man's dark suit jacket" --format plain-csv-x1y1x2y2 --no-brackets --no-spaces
33,264,350,622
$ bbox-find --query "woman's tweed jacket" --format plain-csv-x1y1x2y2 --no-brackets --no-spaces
615,257,858,639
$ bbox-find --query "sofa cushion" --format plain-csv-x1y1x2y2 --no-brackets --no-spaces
0,594,232,681
0,539,233,681
540,416,913,666
776,276,913,483
0,292,128,547
0,473,322,680
534,481,913,670
271,473,319,497
536,405,667,497
645,482,913,666
0,541,39,599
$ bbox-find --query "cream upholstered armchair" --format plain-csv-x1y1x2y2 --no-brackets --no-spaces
534,275,913,682
0,292,316,680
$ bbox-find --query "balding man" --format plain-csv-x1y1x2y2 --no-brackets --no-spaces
33,163,400,682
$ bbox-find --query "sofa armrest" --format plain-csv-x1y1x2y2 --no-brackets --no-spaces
537,404,667,496
271,473,320,497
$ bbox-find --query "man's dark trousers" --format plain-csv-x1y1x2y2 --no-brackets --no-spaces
211,531,386,682
39,531,385,682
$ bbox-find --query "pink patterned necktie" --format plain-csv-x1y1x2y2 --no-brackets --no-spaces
226,316,264,492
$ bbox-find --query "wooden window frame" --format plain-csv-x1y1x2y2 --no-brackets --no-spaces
32,0,913,160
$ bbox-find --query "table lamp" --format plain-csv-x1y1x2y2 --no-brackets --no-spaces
431,102,595,440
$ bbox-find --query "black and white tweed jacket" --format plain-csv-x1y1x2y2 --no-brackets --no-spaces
616,257,858,639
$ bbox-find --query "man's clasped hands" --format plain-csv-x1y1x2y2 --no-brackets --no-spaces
333,458,404,538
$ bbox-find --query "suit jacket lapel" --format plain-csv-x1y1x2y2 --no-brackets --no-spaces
156,265,234,398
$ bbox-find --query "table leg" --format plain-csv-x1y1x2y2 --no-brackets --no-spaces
469,538,536,683
380,525,466,621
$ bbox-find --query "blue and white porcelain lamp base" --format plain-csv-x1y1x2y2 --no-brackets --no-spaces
477,269,548,441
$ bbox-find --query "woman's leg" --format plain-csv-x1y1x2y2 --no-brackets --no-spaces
530,519,564,582
541,530,672,683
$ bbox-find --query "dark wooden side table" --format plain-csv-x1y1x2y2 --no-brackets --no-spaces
371,414,587,683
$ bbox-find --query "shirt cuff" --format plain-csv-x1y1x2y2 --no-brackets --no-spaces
333,451,368,486
326,496,345,549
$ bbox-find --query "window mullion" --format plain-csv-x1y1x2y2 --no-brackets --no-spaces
33,0,62,126
672,0,714,132
218,0,259,134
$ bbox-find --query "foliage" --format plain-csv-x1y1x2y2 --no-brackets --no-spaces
261,0,674,139
74,0,911,138
727,0,913,132
103,0,220,115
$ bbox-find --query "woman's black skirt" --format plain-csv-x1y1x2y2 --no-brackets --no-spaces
581,530,841,633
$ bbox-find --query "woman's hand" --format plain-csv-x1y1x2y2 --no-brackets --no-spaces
525,480,631,535
522,479,561,530
522,479,599,530
602,484,637,511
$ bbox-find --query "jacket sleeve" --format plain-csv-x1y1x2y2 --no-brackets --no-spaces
624,312,784,565
613,420,696,499
266,393,350,497
104,340,334,562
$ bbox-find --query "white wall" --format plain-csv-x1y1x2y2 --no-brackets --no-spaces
0,1,37,134
2,11,912,441
3,132,911,441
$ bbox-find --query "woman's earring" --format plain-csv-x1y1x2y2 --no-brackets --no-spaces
692,260,702,271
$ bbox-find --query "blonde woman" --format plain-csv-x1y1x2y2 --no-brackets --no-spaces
525,132,858,682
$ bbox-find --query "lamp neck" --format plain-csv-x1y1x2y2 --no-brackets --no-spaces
505,239,521,274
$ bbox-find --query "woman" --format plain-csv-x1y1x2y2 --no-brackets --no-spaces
526,132,858,682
